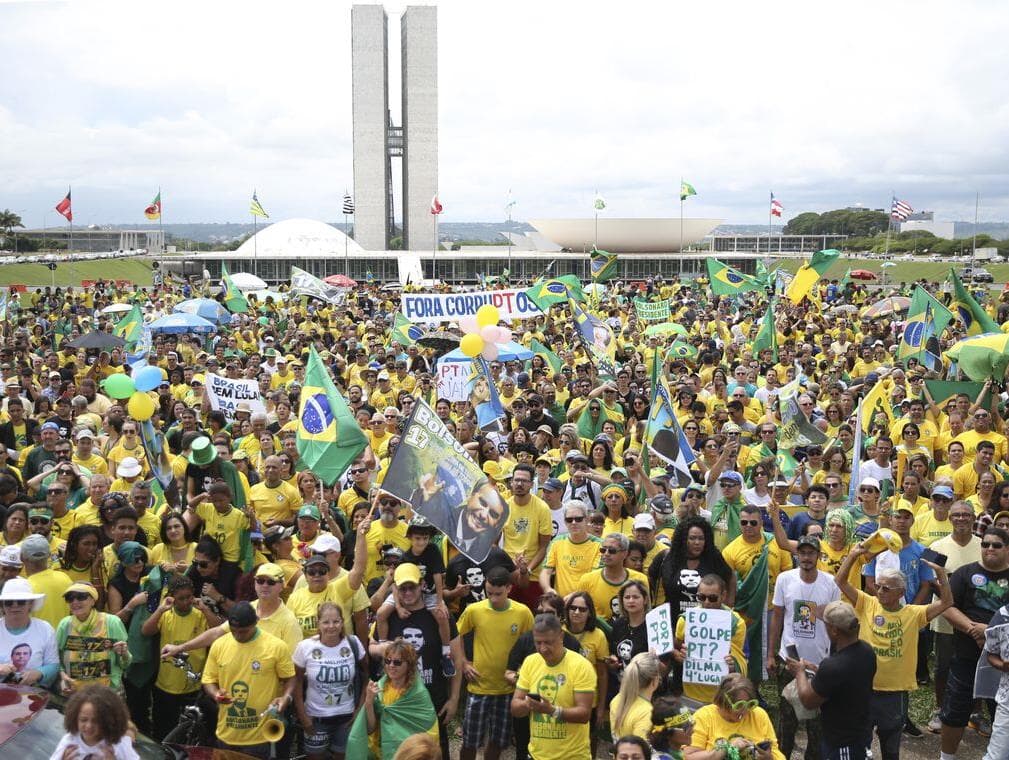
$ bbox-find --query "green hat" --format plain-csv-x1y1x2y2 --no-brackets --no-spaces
265,348,278,357
116,540,146,564
187,436,218,466
297,504,321,521
27,507,52,521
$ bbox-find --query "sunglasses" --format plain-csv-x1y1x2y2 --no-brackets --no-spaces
601,547,624,555
982,542,1006,550
305,568,329,577
255,577,280,586
718,481,739,488
859,487,878,493
29,517,51,525
739,519,761,527
349,468,367,475
379,499,400,508
2,600,28,607
64,592,92,603
877,584,901,593
826,482,841,488
194,560,212,569
384,658,404,667
727,698,759,711
567,605,589,613
696,593,721,603
564,515,585,523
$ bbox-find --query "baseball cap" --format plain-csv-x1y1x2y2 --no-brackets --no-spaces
394,563,422,586
382,546,405,564
40,421,60,432
649,494,675,514
227,601,258,627
822,599,859,633
63,581,99,602
721,422,742,434
255,562,285,581
633,514,656,531
535,424,553,436
377,371,390,380
297,505,322,521
932,485,954,500
858,477,881,491
718,471,743,485
75,429,95,441
311,534,342,554
117,457,142,478
541,477,564,492
0,545,22,568
565,450,588,463
263,526,295,545
796,535,821,552
304,554,329,570
20,534,51,562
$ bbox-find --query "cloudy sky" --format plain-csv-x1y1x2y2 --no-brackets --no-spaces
3,0,1009,227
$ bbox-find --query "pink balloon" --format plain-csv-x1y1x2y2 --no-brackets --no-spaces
497,328,513,344
459,315,480,334
481,343,499,361
481,325,501,343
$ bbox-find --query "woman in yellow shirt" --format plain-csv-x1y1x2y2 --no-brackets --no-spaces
685,674,786,760
610,652,661,740
149,513,197,577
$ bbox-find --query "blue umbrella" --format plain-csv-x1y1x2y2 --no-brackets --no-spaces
174,298,231,325
148,312,217,334
442,340,533,362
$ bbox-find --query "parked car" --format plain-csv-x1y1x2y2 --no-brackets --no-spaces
972,268,994,283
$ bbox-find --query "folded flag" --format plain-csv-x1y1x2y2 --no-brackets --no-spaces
706,259,764,296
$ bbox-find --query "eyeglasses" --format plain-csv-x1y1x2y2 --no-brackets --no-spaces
255,577,280,586
64,592,91,603
727,698,759,711
564,515,585,523
305,568,329,577
194,560,212,569
567,605,588,613
982,541,1006,549
601,547,624,555
379,498,400,508
29,517,51,525
696,593,721,603
384,658,404,667
826,482,841,488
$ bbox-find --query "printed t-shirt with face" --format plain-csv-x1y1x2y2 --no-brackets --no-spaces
456,599,534,695
949,561,1009,660
292,635,364,717
0,618,58,674
544,535,602,597
387,607,458,707
202,628,296,747
574,568,649,623
771,568,841,665
853,589,927,692
155,606,208,694
515,649,596,760
445,546,516,614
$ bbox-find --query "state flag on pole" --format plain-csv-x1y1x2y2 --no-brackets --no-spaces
250,191,269,218
891,197,913,221
342,193,355,215
55,189,73,222
770,193,783,217
430,195,443,215
593,192,606,211
680,181,697,201
144,190,162,221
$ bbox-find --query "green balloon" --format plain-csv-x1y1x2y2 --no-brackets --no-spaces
103,373,136,399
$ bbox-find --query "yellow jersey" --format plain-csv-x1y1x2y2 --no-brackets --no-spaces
457,599,534,695
854,589,927,692
516,650,596,760
155,607,208,694
544,535,601,597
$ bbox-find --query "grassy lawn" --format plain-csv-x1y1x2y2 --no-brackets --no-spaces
772,256,1009,285
0,257,154,287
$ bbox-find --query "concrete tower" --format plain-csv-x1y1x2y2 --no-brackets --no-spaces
351,4,438,252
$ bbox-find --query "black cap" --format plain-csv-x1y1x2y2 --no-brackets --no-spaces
227,601,257,627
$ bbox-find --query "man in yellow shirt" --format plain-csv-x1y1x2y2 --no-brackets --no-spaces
574,533,648,622
952,441,998,500
953,407,1008,464
72,429,108,475
722,505,793,620
248,455,302,528
502,464,552,573
457,566,534,760
201,601,296,756
184,481,252,565
539,500,601,597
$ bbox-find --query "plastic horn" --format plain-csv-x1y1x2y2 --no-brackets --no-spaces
261,712,285,742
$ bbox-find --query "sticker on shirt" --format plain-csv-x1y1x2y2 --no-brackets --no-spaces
791,600,816,639
972,574,988,588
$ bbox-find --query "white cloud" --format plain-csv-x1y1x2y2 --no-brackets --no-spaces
2,0,1009,226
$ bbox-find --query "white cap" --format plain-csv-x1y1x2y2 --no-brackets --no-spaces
75,429,95,440
633,513,656,531
118,457,142,478
859,476,881,491
311,534,342,554
0,544,22,568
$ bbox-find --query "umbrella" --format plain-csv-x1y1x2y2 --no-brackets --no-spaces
100,303,134,315
324,274,358,288
850,269,877,280
174,298,231,325
227,272,267,291
68,331,126,350
881,261,897,268
861,296,911,319
417,330,460,352
645,322,688,337
442,340,533,363
945,333,1009,382
828,304,859,315
148,313,217,334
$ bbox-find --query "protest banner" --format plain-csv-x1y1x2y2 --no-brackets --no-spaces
778,378,827,450
646,604,674,655
435,357,469,402
205,374,267,422
633,298,670,322
382,398,509,562
683,607,732,685
401,288,544,324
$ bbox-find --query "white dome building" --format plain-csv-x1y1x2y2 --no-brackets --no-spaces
233,218,365,258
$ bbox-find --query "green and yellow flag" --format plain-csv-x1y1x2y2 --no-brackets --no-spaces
221,264,249,313
785,249,839,305
949,268,1000,336
389,312,422,348
705,259,763,297
898,286,951,370
860,379,895,435
296,347,368,485
680,180,697,201
752,299,778,361
590,248,618,282
529,338,563,375
249,190,269,218
525,274,585,311
113,305,144,350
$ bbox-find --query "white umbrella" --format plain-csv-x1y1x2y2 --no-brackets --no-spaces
229,272,268,291
247,289,288,302
101,303,134,314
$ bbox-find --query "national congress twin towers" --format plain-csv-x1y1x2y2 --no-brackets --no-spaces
352,4,438,252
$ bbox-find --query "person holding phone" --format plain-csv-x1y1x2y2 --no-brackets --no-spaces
683,674,785,760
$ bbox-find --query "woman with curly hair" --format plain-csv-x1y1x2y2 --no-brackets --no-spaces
49,683,138,760
61,525,108,608
649,517,734,611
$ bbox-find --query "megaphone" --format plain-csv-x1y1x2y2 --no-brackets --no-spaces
261,715,286,743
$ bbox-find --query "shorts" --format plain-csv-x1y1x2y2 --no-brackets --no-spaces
303,713,354,754
940,657,979,728
462,693,512,749
935,632,953,680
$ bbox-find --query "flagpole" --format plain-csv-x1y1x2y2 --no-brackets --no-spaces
68,185,73,255
158,187,164,281
679,178,684,256
344,212,349,276
594,189,599,249
767,191,772,266
972,191,979,267
253,212,258,278
432,210,438,284
507,191,513,275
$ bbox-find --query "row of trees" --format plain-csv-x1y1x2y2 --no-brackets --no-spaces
783,208,890,237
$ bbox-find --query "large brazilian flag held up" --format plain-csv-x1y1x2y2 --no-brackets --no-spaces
296,347,368,485
706,259,764,297
898,286,951,371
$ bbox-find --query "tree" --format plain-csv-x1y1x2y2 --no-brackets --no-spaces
783,208,889,237
0,209,24,252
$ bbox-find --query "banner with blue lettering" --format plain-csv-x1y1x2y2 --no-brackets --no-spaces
401,289,544,324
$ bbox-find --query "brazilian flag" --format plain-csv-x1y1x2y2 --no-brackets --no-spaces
221,264,249,313
296,347,368,485
752,299,778,361
705,259,763,296
949,268,999,336
665,340,698,361
590,248,618,282
525,275,585,311
389,312,422,348
529,338,563,375
898,286,951,370
113,305,144,350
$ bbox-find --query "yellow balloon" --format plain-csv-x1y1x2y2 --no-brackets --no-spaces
476,304,500,328
127,391,156,422
460,333,485,358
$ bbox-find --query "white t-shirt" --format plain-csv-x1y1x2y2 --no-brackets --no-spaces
0,618,58,676
771,568,840,665
49,733,139,760
291,635,363,717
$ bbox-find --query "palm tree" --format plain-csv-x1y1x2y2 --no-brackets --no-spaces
0,209,24,252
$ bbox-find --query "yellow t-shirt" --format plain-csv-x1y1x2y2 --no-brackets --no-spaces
195,503,250,563
953,429,1008,464
73,452,108,476
202,629,296,747
27,568,72,631
691,703,785,760
51,510,78,543
675,608,747,704
544,536,601,597
854,590,927,692
603,516,634,537
929,535,982,634
502,495,552,566
566,626,609,706
248,480,303,526
910,512,953,547
722,535,793,612
574,568,649,623
73,500,102,527
156,607,208,694
149,542,197,569
516,650,596,760
819,542,865,589
457,599,535,695
609,694,652,741
364,521,410,583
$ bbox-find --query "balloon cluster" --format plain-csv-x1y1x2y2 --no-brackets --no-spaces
458,304,513,361
103,365,163,422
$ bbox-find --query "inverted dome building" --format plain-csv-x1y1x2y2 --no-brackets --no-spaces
232,218,365,259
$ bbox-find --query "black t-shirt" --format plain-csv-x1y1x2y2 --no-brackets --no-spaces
949,561,1009,660
652,555,730,615
811,640,876,747
445,546,516,613
608,618,648,668
387,608,458,708
401,543,446,597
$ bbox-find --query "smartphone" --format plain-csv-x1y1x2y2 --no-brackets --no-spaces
921,548,948,567
756,741,771,751
785,645,800,661
527,694,542,702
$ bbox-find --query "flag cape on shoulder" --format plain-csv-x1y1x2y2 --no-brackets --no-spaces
949,268,1000,336
785,249,839,305
898,286,951,370
576,399,625,440
345,675,439,760
524,275,585,311
735,538,771,682
221,264,249,314
296,347,368,486
569,297,616,380
778,378,827,450
706,259,763,297
641,377,695,487
382,398,508,563
590,248,618,282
